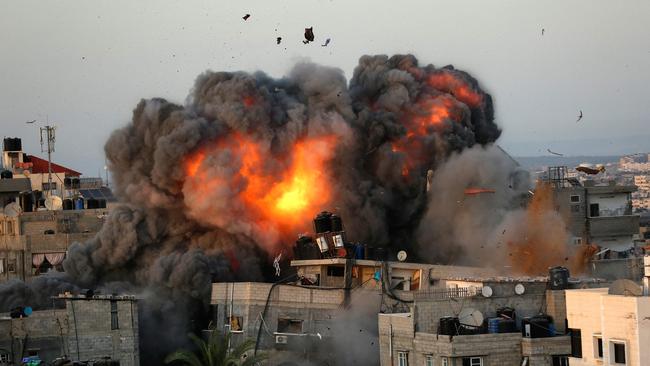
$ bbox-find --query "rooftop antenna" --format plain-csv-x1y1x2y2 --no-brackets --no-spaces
40,122,56,197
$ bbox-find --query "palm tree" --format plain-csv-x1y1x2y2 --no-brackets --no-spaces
165,330,267,366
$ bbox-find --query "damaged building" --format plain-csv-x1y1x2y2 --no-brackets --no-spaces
0,293,139,366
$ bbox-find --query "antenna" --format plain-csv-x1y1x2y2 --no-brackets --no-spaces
40,125,56,197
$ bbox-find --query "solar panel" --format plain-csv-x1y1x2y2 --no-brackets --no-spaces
78,187,116,202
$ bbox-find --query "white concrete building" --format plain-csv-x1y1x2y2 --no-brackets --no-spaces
566,256,650,366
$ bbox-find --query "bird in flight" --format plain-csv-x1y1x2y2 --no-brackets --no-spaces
576,110,583,122
26,120,36,124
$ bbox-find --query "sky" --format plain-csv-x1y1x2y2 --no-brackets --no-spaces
1,0,649,176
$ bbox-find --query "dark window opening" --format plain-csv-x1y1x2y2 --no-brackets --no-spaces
613,343,626,364
277,318,303,334
569,328,582,358
110,300,119,330
327,266,344,277
595,337,603,358
229,316,243,332
462,357,482,366
570,195,581,203
552,356,569,366
590,203,600,217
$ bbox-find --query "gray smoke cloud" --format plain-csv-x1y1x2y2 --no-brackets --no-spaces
0,54,501,363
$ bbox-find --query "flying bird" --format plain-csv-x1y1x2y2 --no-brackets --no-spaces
321,38,331,47
576,110,583,122
25,120,36,124
242,14,250,21
547,149,564,156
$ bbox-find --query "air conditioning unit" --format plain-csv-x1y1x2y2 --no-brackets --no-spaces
275,335,288,344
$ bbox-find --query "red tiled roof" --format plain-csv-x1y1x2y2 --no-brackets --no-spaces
25,155,81,176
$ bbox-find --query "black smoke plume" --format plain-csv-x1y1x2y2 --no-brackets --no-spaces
0,54,499,363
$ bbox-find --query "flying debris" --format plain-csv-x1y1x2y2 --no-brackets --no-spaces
303,27,314,44
322,38,331,47
25,120,36,124
276,37,282,45
576,164,605,175
242,14,250,21
464,188,496,195
273,252,282,276
547,149,563,156
541,28,545,36
576,110,583,122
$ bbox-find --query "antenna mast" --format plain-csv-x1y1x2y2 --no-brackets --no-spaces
40,125,56,197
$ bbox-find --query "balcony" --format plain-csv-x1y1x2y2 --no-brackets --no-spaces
589,215,639,237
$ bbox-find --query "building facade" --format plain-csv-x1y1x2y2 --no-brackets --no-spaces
0,294,139,366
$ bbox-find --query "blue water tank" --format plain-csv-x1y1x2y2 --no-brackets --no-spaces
354,244,365,259
74,198,84,210
488,318,500,334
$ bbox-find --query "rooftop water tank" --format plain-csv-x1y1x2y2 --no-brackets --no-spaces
314,211,332,233
549,266,570,290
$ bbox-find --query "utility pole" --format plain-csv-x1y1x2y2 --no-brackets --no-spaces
40,125,56,197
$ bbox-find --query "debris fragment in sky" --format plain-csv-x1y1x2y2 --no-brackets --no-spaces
303,27,314,44
322,38,331,47
464,188,496,195
576,110,583,122
576,164,605,175
547,149,564,156
541,28,545,35
243,14,250,21
277,37,282,45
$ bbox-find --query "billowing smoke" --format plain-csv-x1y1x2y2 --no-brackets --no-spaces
0,54,501,362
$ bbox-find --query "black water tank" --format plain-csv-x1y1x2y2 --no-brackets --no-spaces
497,307,516,320
549,266,570,290
498,319,517,333
86,198,99,209
522,315,552,338
439,317,460,336
98,199,107,208
374,247,387,261
63,199,74,211
0,170,13,179
330,214,343,232
314,211,332,233
3,138,22,151
294,235,320,260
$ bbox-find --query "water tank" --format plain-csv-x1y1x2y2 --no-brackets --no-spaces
86,198,99,209
98,199,107,208
3,137,22,151
522,315,553,338
314,211,332,233
496,307,516,320
330,214,343,232
354,244,365,260
74,197,84,210
487,318,500,334
0,170,13,179
498,319,517,333
549,266,570,290
439,317,460,336
294,235,320,260
374,247,387,261
63,199,74,210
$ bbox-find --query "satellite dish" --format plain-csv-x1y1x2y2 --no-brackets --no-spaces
4,202,22,217
397,250,408,262
608,279,643,296
45,195,63,211
515,283,526,295
458,308,484,327
481,285,493,298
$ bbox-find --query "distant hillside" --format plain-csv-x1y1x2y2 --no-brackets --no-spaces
513,155,621,170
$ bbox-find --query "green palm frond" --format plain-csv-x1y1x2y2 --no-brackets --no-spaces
165,329,265,366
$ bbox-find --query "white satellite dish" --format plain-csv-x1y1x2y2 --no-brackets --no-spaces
514,283,526,295
397,250,408,262
481,285,493,298
45,195,63,211
3,202,22,217
608,279,642,296
458,308,484,327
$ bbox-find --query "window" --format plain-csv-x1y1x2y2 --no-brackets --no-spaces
590,203,600,217
441,358,448,366
110,300,119,330
397,351,408,366
42,182,57,191
0,258,4,274
462,357,482,366
521,357,529,366
425,355,433,366
277,318,302,334
593,335,603,358
572,237,583,245
7,259,16,273
610,341,626,364
229,316,243,332
552,356,569,366
327,266,344,277
0,351,10,362
570,195,581,203
569,328,582,358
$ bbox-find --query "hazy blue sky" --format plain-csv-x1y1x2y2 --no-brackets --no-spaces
1,0,649,176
